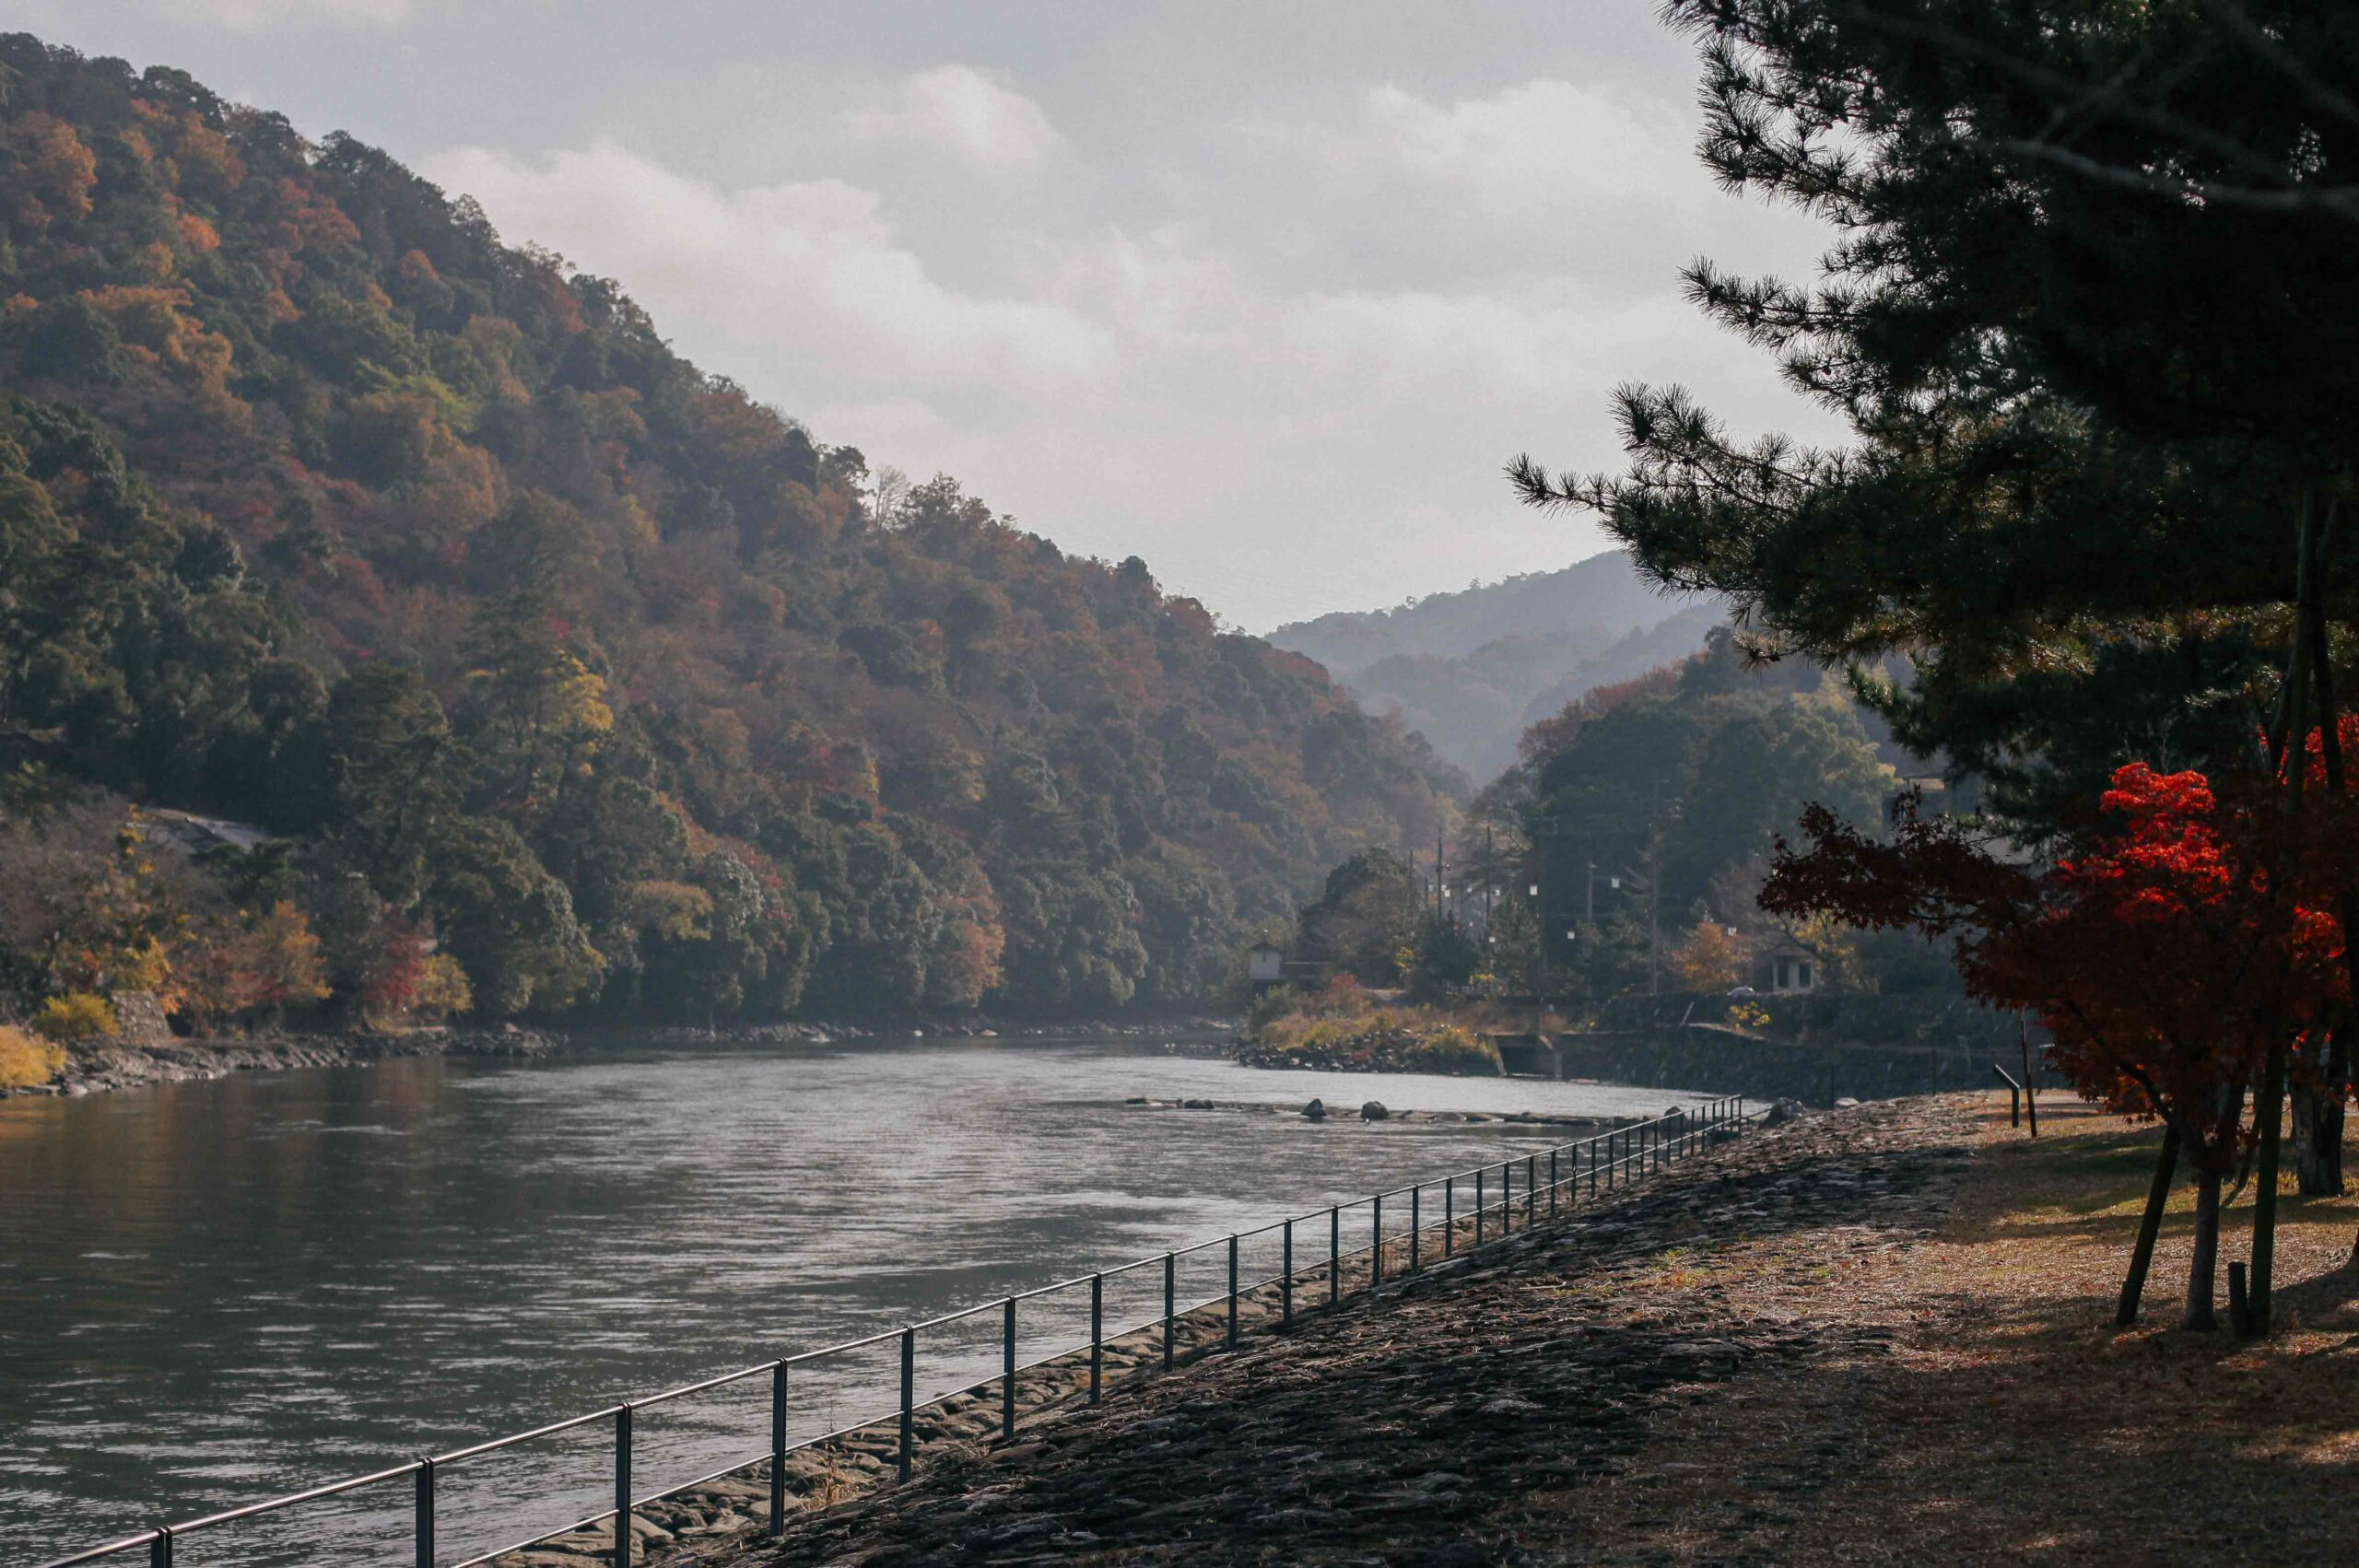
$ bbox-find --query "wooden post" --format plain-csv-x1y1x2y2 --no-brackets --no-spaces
2020,1012,2039,1137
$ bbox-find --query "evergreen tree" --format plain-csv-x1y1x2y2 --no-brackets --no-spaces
1511,0,2359,1316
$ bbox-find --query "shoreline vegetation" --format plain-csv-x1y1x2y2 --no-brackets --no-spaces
1229,981,1554,1075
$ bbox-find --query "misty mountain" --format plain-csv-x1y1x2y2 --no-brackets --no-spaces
1267,553,1717,779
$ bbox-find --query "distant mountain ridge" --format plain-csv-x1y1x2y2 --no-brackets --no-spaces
1270,551,1690,671
1268,552,1718,780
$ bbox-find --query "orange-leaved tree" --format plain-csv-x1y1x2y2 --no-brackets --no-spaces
1765,754,2356,1330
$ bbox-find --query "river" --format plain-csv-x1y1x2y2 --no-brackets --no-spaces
0,1033,1722,1565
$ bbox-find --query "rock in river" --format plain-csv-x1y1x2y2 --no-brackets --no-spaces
1360,1100,1389,1122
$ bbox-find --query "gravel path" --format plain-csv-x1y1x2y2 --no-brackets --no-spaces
673,1097,1978,1566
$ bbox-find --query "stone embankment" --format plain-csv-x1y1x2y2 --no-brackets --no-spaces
18,1025,558,1098
9,1014,1239,1101
1545,1026,2054,1107
1239,1017,2066,1108
489,1097,1971,1567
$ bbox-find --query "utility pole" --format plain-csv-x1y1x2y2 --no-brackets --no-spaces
1647,778,1666,995
1484,826,1495,930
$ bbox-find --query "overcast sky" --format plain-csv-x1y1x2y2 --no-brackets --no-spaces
23,1,1846,629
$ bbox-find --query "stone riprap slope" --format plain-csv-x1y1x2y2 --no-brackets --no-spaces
658,1099,1975,1566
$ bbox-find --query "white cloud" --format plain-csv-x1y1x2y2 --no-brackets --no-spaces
420,142,1110,397
841,65,1063,170
1366,78,1703,213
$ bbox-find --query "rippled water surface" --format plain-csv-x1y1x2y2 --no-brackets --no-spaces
0,1034,1722,1564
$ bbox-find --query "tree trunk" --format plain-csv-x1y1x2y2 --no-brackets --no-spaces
2185,1164,2224,1332
2295,1026,2348,1197
2251,1038,2289,1334
2118,1124,2181,1327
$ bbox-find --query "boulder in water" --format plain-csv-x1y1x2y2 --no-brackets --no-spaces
1302,1098,1327,1121
1360,1100,1390,1122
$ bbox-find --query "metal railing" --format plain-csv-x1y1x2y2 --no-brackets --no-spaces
38,1096,1748,1568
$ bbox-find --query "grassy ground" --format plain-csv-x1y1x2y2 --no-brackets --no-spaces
1590,1097,2359,1563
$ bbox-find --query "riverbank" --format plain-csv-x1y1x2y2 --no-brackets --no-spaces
2,1012,1238,1101
661,1093,2359,1565
1238,1014,2067,1108
11,1025,562,1098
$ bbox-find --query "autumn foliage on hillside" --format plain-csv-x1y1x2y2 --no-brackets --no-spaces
0,36,1458,1025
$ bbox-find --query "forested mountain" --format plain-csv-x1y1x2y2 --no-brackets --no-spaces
1336,604,1722,781
0,35,1459,1027
1468,627,1931,999
1266,552,1713,779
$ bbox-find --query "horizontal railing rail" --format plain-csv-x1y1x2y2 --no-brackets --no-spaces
36,1096,1748,1568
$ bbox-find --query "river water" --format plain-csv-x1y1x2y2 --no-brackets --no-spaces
0,1034,1721,1565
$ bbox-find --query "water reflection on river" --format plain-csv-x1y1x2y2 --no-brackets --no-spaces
0,1034,1719,1564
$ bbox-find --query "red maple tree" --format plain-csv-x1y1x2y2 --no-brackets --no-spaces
1765,741,2357,1328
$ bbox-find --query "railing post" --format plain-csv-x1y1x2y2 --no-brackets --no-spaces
1002,1298,1016,1439
1329,1206,1340,1304
1502,1160,1513,1233
1410,1186,1420,1273
1165,1251,1178,1364
1475,1166,1485,1246
1371,1193,1383,1291
1526,1154,1536,1223
149,1527,171,1568
769,1362,787,1537
1444,1176,1454,1257
614,1403,633,1568
1589,1137,1598,1198
416,1457,435,1568
1226,1235,1239,1349
898,1328,914,1483
1090,1273,1104,1404
1282,1221,1294,1326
